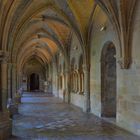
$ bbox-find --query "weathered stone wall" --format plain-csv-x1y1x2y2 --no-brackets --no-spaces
89,4,140,136
51,2,140,136
50,4,140,136
69,33,84,109
117,1,140,135
90,6,118,117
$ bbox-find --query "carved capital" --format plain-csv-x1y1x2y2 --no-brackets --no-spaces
117,57,131,69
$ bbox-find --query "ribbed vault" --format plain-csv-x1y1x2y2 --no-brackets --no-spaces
0,0,97,67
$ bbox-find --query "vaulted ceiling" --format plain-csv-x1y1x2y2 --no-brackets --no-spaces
0,0,137,70
0,0,94,65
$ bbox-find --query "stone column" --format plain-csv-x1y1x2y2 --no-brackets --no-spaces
7,63,12,99
83,65,90,112
0,51,12,139
1,58,8,111
47,64,53,94
56,73,60,97
7,63,19,117
64,69,70,103
12,64,17,98
44,64,50,93
17,71,22,90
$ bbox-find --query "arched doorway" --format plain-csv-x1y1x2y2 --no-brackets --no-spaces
101,42,116,118
30,73,39,91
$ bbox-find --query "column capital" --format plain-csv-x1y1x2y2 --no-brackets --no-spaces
117,57,131,69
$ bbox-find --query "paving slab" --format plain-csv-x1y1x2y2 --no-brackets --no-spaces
9,92,140,140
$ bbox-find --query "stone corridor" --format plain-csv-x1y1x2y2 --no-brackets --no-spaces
9,92,140,140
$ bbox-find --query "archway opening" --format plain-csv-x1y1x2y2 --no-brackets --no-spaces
29,73,39,91
101,42,116,118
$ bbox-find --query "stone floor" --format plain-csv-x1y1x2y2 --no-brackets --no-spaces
9,92,140,140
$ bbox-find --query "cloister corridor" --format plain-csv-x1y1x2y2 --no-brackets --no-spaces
9,92,139,140
1,1,140,139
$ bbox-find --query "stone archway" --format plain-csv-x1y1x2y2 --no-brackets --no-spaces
101,42,116,117
29,73,39,91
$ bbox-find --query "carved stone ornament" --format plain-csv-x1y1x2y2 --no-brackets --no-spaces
117,57,132,69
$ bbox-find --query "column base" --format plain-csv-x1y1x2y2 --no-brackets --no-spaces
0,111,12,140
14,96,21,104
8,97,19,117
83,96,90,113
9,104,18,117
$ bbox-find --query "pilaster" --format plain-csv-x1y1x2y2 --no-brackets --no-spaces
64,68,70,103
83,64,90,112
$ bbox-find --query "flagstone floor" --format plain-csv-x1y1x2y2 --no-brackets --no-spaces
9,92,140,140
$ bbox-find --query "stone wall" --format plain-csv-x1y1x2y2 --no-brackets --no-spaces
90,6,118,118
50,2,140,136
69,33,84,109
117,1,140,135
